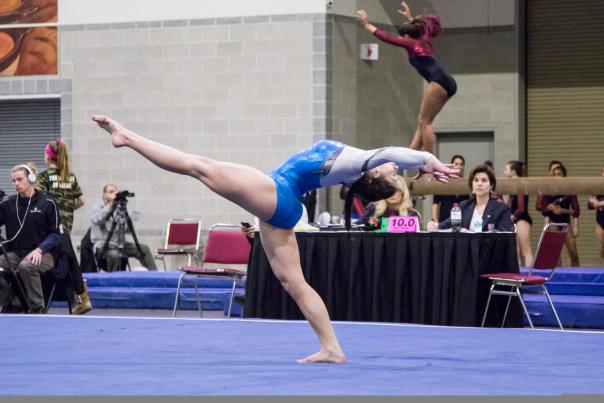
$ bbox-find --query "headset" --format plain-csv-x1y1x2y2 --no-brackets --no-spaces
15,164,37,183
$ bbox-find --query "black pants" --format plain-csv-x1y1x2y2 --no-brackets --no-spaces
61,232,85,295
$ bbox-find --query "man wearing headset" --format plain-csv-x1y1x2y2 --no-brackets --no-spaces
0,164,61,314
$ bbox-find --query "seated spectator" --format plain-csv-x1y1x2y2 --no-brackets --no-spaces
360,177,421,226
427,164,511,232
483,160,504,201
90,184,157,271
537,164,580,267
0,164,61,313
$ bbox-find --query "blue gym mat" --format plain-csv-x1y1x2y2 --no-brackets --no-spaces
1,315,603,396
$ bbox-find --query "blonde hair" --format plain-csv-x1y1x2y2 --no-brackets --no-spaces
47,139,71,183
373,177,417,217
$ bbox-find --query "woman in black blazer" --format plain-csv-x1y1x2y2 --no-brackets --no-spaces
428,164,511,232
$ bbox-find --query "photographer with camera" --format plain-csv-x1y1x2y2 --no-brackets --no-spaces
90,184,157,272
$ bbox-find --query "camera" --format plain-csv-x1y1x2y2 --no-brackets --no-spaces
115,190,135,202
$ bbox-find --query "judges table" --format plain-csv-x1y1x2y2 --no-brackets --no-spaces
244,231,523,327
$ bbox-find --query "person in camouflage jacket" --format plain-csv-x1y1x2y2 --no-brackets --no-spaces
37,138,91,314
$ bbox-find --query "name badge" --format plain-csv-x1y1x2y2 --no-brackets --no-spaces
387,216,418,233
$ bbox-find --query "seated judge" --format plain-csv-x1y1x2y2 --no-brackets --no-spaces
427,164,511,232
359,176,421,226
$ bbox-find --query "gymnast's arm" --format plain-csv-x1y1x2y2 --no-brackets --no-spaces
373,29,416,51
364,147,431,170
357,9,415,52
356,10,378,34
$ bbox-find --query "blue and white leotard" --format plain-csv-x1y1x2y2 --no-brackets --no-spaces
267,140,432,228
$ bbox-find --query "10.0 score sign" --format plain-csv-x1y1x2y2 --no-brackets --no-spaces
387,216,418,233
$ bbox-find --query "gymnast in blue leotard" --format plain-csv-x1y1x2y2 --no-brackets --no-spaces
357,2,456,154
268,139,443,229
92,115,458,365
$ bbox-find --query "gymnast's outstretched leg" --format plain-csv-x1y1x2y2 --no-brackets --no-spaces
92,115,278,221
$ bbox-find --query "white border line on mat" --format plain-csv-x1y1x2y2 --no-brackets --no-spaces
3,314,604,334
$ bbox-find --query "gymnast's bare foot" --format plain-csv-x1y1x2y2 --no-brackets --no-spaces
91,115,130,148
297,349,347,364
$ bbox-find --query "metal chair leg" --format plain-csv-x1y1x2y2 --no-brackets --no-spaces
515,287,534,329
542,285,564,330
45,284,56,314
481,284,495,327
193,279,203,318
501,290,513,328
227,278,237,318
172,273,186,318
66,284,73,314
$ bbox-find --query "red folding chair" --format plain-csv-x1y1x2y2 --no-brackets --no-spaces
155,219,202,270
352,197,365,217
172,224,250,318
480,223,568,329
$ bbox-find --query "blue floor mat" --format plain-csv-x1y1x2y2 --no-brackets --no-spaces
79,272,244,311
1,315,604,396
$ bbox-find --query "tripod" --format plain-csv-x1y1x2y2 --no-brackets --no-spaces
98,196,145,272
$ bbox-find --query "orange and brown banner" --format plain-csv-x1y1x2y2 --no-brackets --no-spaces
0,0,57,76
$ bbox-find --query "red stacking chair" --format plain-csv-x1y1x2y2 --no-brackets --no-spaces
155,219,202,269
480,223,568,330
172,224,251,318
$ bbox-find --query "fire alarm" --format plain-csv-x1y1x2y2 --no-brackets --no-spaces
360,43,379,61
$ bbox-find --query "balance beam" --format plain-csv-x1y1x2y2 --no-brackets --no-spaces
406,177,604,196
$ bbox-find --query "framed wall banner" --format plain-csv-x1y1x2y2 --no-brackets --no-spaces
0,0,57,77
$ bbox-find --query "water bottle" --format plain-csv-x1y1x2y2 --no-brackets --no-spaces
450,202,462,232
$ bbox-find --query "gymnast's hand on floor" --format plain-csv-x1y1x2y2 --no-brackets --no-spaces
91,115,129,148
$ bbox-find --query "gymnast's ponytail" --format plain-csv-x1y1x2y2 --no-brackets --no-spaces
46,138,71,183
344,173,397,230
420,14,442,41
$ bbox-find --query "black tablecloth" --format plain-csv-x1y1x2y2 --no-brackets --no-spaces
244,231,523,327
